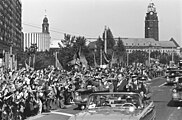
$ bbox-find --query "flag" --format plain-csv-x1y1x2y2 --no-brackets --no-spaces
25,59,30,70
102,51,110,64
80,53,88,68
110,52,118,67
93,53,98,67
55,52,63,69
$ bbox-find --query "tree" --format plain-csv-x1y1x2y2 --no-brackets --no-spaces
61,34,76,47
58,35,91,70
34,51,55,70
150,51,161,59
114,38,126,65
129,51,148,64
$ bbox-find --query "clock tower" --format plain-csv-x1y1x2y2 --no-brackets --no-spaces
42,16,49,34
145,1,159,41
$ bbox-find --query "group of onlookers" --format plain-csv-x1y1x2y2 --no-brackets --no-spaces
0,62,166,119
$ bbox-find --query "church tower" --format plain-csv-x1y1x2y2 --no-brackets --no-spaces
145,1,159,41
42,15,49,34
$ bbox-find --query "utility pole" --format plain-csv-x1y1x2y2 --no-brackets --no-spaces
100,48,102,66
55,51,58,68
172,47,174,62
104,26,107,54
10,43,13,71
127,52,129,66
148,47,151,66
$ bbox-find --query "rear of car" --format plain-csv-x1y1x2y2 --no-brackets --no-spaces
172,77,182,102
166,70,178,84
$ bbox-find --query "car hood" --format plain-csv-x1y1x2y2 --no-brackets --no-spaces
69,108,141,120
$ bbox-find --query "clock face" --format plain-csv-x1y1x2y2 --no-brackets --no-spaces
150,12,153,15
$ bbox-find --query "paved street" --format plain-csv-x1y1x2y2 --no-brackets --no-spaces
27,77,182,120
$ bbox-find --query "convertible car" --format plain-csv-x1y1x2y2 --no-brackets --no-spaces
166,69,182,84
172,77,182,102
69,92,156,120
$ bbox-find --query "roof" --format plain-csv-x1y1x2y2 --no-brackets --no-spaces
170,38,180,47
119,38,160,47
158,41,176,48
87,38,178,49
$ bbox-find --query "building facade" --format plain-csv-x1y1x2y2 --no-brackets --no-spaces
145,2,159,41
0,0,22,70
24,32,51,51
23,16,51,51
88,38,179,55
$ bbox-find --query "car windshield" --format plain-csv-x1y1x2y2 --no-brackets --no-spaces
87,93,142,110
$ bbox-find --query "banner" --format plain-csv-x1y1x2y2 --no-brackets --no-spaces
55,52,63,69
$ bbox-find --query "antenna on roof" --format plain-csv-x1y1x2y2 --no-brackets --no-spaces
45,9,47,17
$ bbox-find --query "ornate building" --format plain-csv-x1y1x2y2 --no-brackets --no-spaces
23,16,51,51
145,2,159,41
0,0,22,69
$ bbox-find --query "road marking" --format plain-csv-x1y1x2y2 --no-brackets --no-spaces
51,111,74,117
26,114,45,120
158,82,166,87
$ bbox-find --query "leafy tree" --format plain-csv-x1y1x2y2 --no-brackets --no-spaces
114,38,126,64
174,53,181,63
58,35,91,70
61,34,76,47
129,51,148,64
34,51,55,70
150,51,161,59
159,53,168,64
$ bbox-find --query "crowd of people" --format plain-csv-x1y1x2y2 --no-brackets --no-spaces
0,63,166,120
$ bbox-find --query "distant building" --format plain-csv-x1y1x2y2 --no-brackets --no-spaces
23,16,51,51
145,1,159,41
88,38,180,55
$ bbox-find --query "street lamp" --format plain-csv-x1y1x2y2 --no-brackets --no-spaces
148,42,152,66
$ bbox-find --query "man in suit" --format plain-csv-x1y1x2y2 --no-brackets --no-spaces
117,74,128,92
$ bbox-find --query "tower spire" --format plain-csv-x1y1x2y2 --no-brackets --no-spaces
45,9,47,17
104,26,107,54
42,12,49,34
147,0,156,13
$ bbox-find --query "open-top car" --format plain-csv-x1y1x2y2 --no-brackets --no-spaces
172,77,182,102
166,69,182,84
69,92,156,120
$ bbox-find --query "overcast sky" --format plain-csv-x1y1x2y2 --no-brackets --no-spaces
22,0,182,46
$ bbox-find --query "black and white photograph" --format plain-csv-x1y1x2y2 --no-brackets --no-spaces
0,0,181,120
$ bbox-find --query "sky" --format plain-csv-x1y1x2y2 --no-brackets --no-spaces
22,0,182,46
